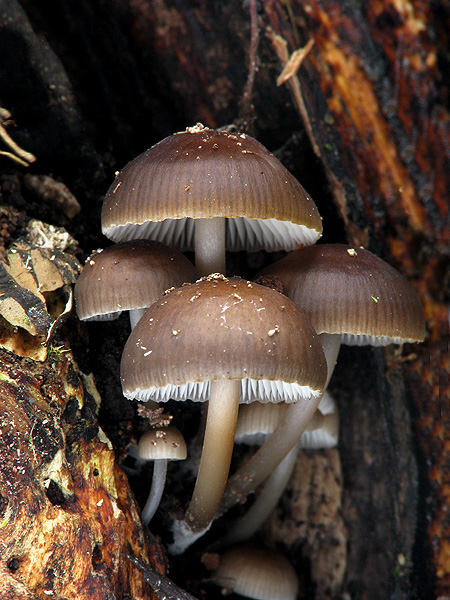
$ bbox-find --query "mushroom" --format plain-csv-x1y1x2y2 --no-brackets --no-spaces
219,244,426,515
210,544,299,600
102,124,322,276
74,239,197,329
136,425,187,526
120,274,327,552
258,244,426,346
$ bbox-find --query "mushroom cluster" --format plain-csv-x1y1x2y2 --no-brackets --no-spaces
75,123,426,599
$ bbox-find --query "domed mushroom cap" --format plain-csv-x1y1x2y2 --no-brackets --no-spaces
102,124,322,251
137,425,187,461
121,275,327,402
258,244,426,345
74,240,196,321
212,544,299,600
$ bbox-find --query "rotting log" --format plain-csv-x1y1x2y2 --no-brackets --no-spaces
263,3,449,596
0,207,162,599
0,345,161,599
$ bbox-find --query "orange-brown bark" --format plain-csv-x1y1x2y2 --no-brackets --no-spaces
0,347,158,599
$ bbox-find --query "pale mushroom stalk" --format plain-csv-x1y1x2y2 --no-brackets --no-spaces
218,404,334,548
219,333,341,515
134,425,187,526
141,459,168,526
185,378,241,531
219,444,299,548
194,218,226,276
129,308,147,330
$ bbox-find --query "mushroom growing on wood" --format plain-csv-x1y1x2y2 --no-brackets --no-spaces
219,244,426,515
74,240,196,329
102,124,322,276
136,425,187,526
120,274,327,552
210,544,299,600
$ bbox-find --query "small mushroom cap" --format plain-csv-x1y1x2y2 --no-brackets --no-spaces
137,425,187,461
258,244,426,345
121,275,327,403
74,240,196,320
300,391,339,449
212,544,299,600
235,391,338,447
102,124,322,250
235,403,288,445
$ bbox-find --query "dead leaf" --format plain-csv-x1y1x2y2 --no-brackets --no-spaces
0,237,81,359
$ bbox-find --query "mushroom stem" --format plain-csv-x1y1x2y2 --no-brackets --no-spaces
129,308,147,330
141,459,168,526
219,333,341,515
218,444,299,548
194,217,226,276
186,378,241,531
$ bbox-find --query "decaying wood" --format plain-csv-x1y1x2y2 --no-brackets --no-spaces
263,3,449,596
0,344,158,599
266,448,347,600
0,208,162,597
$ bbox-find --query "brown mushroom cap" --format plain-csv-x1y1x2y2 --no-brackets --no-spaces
137,425,187,461
120,275,327,402
74,240,197,320
212,544,299,600
102,124,322,251
258,244,426,345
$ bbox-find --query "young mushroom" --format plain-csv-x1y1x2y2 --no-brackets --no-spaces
102,124,323,276
120,274,327,552
219,244,426,515
136,425,187,526
74,240,197,329
210,544,299,600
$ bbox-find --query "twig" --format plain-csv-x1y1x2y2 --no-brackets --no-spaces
277,38,315,86
238,0,259,132
0,150,31,167
267,29,321,157
0,108,36,165
124,548,200,600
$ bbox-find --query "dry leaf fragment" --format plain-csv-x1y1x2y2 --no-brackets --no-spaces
276,39,315,86
0,263,51,336
0,239,81,359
